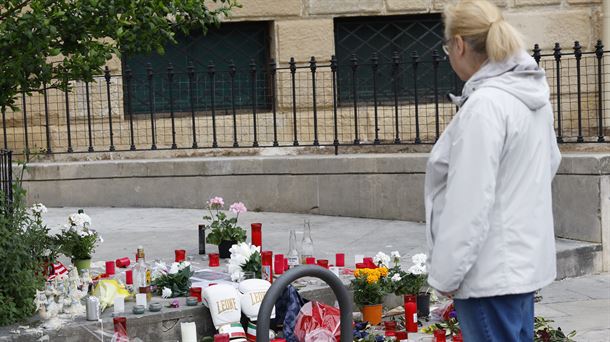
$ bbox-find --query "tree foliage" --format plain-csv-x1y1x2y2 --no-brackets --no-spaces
0,0,239,110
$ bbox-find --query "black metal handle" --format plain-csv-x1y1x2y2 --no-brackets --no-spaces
256,265,353,342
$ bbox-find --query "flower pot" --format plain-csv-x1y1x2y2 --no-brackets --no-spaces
361,304,383,326
218,240,236,259
73,258,92,271
417,292,431,318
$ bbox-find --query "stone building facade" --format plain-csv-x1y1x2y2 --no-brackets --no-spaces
2,0,606,153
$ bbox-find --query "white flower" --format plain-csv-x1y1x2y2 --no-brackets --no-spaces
68,213,92,228
411,253,427,266
391,274,402,282
31,203,48,215
390,251,401,264
408,264,426,275
162,287,172,298
373,252,391,268
168,263,180,275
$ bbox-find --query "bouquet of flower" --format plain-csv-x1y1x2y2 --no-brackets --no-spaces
351,266,389,307
353,321,395,342
152,261,193,298
27,203,59,262
386,252,428,296
203,196,247,245
57,210,103,260
422,301,460,336
227,242,261,281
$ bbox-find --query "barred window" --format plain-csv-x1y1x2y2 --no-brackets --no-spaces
123,21,271,115
334,15,457,105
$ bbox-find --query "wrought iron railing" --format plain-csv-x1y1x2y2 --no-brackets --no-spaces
0,150,13,208
1,41,609,156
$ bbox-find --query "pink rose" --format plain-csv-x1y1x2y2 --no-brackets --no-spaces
207,196,224,208
229,202,247,215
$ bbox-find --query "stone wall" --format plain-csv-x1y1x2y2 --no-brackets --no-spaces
1,0,605,153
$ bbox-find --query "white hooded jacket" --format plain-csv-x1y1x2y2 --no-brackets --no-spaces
424,51,561,299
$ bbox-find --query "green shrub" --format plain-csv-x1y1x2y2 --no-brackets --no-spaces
0,176,54,326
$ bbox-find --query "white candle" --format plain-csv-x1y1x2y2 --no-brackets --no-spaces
135,293,147,307
180,322,197,342
113,296,125,314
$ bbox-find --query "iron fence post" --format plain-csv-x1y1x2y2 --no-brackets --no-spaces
554,43,564,143
331,55,339,154
64,75,73,152
351,54,360,144
574,41,584,143
250,59,258,147
209,61,218,148
168,63,177,149
392,51,401,144
229,61,238,147
125,67,136,151
290,57,299,146
412,51,421,144
42,84,51,154
595,40,605,142
533,44,542,66
188,62,198,149
147,63,157,150
105,66,115,151
371,52,380,144
1,107,6,149
21,92,29,157
432,50,441,142
310,56,319,146
270,59,279,147
85,81,94,152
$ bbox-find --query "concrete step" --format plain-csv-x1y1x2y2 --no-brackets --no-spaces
556,238,603,279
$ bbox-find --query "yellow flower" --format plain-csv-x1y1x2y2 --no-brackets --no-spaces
366,274,379,284
354,270,360,277
378,267,388,277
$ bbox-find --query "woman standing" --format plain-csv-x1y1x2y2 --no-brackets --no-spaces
424,0,561,341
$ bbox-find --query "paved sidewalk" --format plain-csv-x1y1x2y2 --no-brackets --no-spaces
42,207,610,341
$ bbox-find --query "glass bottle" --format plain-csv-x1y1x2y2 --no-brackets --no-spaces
300,220,314,264
134,246,150,289
286,230,300,268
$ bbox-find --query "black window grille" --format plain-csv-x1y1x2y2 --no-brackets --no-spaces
123,21,271,115
334,14,457,104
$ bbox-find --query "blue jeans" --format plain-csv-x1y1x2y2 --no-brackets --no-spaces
454,292,534,342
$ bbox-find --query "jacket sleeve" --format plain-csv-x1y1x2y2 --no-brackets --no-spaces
427,104,505,293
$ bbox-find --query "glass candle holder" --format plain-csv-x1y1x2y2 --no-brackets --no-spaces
274,254,284,275
316,259,329,269
113,316,128,338
105,261,116,275
208,253,220,267
125,270,133,285
115,257,130,268
189,287,202,302
251,223,262,248
305,257,316,265
383,320,397,332
175,249,186,262
433,329,446,342
335,253,345,267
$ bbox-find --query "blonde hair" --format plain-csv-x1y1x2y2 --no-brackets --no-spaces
443,0,524,62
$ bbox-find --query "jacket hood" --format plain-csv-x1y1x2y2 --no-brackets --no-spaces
449,51,550,111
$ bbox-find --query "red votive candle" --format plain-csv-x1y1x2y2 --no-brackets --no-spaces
274,254,285,275
363,257,375,267
105,261,116,275
208,253,220,267
384,320,397,332
175,249,186,262
125,270,133,285
335,253,345,267
113,316,128,338
261,251,273,282
453,331,463,342
115,257,130,268
214,333,230,342
306,257,316,265
355,262,367,269
316,259,329,269
283,258,289,271
395,331,408,340
251,223,262,248
189,287,202,302
433,329,446,341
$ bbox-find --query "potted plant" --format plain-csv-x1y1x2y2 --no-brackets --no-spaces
203,197,247,258
386,252,429,330
57,209,103,271
351,266,389,325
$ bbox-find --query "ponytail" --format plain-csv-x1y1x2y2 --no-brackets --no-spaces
444,0,524,62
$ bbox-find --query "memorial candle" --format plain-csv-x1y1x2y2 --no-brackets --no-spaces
181,322,197,342
251,223,262,248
